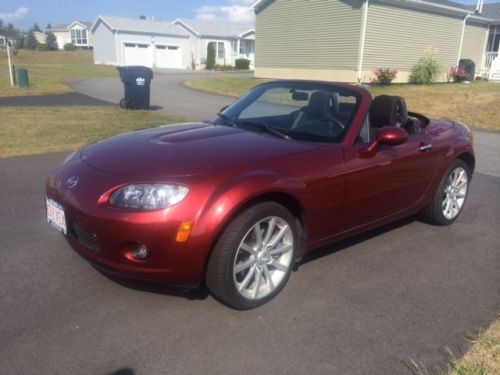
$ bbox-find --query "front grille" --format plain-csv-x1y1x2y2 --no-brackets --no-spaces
71,221,101,251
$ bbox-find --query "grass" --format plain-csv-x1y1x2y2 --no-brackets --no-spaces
407,319,500,375
186,77,500,130
0,106,185,158
0,49,117,96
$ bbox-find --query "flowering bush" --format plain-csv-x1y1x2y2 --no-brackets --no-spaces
448,66,468,83
371,68,398,85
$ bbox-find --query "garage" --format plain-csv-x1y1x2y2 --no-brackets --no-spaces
123,43,153,67
155,45,182,68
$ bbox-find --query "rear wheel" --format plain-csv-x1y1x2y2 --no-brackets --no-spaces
422,159,470,225
206,202,298,310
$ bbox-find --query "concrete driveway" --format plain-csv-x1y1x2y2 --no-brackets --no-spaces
70,70,252,120
1,72,499,374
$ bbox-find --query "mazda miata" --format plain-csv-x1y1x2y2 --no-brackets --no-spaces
46,80,474,309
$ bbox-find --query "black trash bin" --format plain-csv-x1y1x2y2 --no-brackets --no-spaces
458,59,475,81
117,66,154,110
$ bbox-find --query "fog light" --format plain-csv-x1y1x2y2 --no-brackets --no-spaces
132,244,150,260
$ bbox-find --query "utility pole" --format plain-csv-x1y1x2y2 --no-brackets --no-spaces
7,40,14,87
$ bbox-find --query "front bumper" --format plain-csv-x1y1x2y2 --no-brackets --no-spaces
46,159,212,287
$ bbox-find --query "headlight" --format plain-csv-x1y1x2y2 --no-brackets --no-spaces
109,184,189,210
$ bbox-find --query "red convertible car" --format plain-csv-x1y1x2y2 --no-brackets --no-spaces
46,81,474,309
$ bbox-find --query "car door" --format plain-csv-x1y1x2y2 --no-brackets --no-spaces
341,129,439,229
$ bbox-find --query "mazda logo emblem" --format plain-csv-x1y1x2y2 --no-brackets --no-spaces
65,176,80,189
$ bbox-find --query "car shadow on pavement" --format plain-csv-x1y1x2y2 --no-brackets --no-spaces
91,264,210,301
300,215,417,267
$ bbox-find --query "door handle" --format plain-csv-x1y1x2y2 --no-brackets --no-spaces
418,143,432,152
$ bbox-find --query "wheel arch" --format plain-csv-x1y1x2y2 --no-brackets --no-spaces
202,191,308,276
456,152,475,175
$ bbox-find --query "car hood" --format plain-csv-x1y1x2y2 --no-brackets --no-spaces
81,123,318,177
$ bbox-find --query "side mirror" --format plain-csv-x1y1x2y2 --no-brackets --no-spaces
359,126,408,158
377,126,408,146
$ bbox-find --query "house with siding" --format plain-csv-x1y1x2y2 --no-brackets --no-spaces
47,21,93,49
252,0,500,82
173,19,255,68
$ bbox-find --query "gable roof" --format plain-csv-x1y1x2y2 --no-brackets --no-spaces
48,21,92,32
173,18,254,38
91,16,189,37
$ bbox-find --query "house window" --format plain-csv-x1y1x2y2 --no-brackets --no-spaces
70,28,88,46
217,42,225,59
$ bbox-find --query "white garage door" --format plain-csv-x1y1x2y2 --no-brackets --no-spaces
155,45,182,69
123,43,153,67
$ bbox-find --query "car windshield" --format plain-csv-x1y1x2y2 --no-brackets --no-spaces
216,81,361,143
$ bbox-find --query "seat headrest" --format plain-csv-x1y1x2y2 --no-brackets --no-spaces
370,95,398,128
307,91,332,119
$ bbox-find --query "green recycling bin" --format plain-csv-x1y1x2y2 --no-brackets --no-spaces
16,68,29,88
11,64,16,86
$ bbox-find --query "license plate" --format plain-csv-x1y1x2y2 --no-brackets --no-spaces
46,198,67,235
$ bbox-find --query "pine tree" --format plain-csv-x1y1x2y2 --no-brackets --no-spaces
24,30,38,50
46,23,52,30
45,31,57,50
32,23,42,32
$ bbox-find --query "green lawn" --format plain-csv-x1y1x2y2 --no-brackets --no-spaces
0,49,117,96
187,77,500,130
0,106,184,158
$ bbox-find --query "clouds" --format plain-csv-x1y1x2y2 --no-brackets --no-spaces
195,0,255,24
0,7,30,22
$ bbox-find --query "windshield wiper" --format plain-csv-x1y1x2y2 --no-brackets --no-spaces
242,121,291,140
216,112,238,128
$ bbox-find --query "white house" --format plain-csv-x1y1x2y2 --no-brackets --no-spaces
91,16,191,69
173,19,255,68
47,21,93,49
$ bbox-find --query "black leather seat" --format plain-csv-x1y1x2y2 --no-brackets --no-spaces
294,91,340,136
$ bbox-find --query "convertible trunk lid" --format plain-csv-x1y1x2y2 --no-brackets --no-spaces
81,123,318,177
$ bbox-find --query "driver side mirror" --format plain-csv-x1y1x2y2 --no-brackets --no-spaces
358,126,408,158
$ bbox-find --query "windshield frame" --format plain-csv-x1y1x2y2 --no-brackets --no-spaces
215,80,365,144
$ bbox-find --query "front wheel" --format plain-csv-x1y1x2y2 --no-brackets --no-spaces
206,202,298,310
422,159,470,225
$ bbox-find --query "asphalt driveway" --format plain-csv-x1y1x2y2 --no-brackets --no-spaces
69,70,252,120
1,73,499,374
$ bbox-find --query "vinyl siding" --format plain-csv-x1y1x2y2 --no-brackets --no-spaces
461,21,488,69
92,21,117,64
363,1,463,71
256,0,363,70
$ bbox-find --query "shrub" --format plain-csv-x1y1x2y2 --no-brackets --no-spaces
63,43,77,51
214,64,234,71
448,66,468,83
371,67,398,85
36,43,49,51
206,42,216,70
235,58,250,70
409,53,442,84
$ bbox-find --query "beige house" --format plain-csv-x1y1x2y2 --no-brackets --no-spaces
34,31,47,44
252,0,500,82
47,21,93,49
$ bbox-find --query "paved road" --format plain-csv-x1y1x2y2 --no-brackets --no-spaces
1,73,499,374
70,71,252,120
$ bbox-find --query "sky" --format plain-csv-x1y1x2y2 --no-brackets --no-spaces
0,0,256,30
0,0,498,31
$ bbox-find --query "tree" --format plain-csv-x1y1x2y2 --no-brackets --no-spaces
24,30,38,50
46,23,52,30
45,31,58,50
206,42,216,70
32,23,42,32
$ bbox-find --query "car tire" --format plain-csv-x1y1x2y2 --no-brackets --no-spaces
119,98,126,109
206,202,298,310
421,159,470,225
